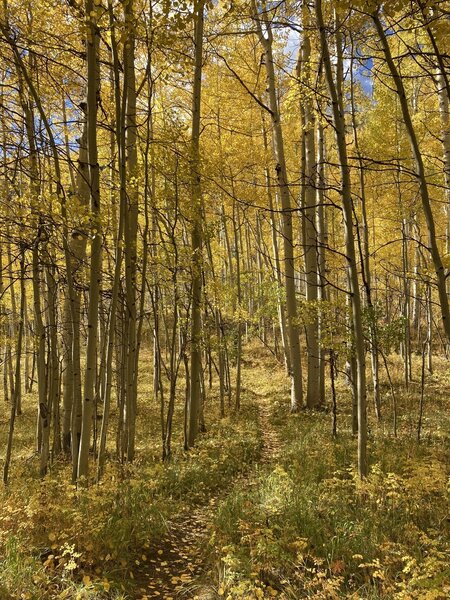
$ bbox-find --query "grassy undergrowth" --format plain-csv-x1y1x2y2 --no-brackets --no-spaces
0,390,262,599
1,347,449,599
211,353,449,599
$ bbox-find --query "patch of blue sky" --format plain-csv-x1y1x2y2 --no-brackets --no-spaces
284,23,373,97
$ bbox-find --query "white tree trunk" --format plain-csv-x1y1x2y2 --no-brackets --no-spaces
254,1,303,410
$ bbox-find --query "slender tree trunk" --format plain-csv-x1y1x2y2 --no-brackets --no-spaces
163,296,179,461
373,11,450,344
254,1,303,410
46,263,61,456
77,0,101,481
411,219,422,339
204,215,226,417
330,349,337,438
417,341,427,442
426,283,433,374
6,238,18,413
316,122,327,406
188,0,205,447
298,5,320,408
401,218,412,386
3,250,25,484
232,197,242,411
97,0,126,480
63,110,89,457
262,116,291,374
350,46,380,420
23,285,30,394
317,0,367,477
121,0,139,463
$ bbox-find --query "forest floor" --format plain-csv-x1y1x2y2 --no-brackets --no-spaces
0,344,449,599
127,347,449,599
132,367,282,599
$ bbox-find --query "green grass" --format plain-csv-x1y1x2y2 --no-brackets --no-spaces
1,347,448,599
211,353,450,599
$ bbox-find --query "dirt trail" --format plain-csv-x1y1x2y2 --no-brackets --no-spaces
133,372,282,600
134,503,217,599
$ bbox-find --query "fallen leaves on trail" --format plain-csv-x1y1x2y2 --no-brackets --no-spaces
134,387,280,599
136,513,208,596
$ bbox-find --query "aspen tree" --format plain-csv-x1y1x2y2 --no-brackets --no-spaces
160,168,185,460
122,0,139,463
0,236,7,404
62,107,89,463
435,68,450,264
77,0,101,481
349,41,380,420
12,48,49,475
264,134,291,375
97,0,123,478
0,89,14,409
316,121,327,405
316,0,367,476
214,109,230,415
3,248,25,484
253,0,303,411
231,194,242,410
298,3,321,407
2,0,81,475
372,9,450,344
417,1,450,261
188,0,205,447
401,217,412,387
6,238,17,411
46,263,60,455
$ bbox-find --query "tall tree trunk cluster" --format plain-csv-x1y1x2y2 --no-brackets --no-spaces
0,0,449,483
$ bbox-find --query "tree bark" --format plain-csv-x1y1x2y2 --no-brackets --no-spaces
253,0,303,410
317,0,367,477
188,0,205,447
298,7,320,408
77,0,101,481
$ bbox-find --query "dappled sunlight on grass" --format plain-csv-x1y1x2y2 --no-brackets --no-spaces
211,348,449,599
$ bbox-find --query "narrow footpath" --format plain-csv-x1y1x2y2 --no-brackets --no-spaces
133,365,282,599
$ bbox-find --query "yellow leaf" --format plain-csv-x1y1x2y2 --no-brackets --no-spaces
82,575,91,586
